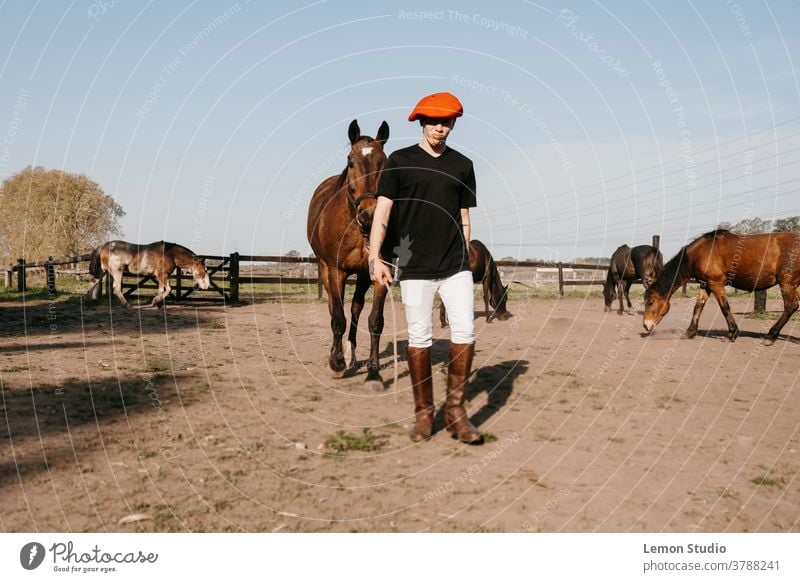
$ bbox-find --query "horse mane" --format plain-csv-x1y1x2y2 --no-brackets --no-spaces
334,166,349,192
652,236,704,295
160,241,197,258
700,228,734,239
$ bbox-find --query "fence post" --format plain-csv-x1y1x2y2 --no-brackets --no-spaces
753,290,767,313
557,262,564,296
652,235,660,250
46,256,56,294
175,266,182,301
229,252,239,302
17,258,26,292
4,269,11,288
317,263,323,300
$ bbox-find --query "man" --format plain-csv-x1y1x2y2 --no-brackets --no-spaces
369,92,483,445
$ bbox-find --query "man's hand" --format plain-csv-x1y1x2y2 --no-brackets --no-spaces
369,257,393,286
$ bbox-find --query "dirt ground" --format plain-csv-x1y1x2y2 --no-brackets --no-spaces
1,289,799,533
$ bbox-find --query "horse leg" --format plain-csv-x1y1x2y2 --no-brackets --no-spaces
765,282,799,343
84,277,101,300
345,272,370,370
151,274,171,308
708,282,739,341
685,287,709,339
616,278,625,315
624,280,633,310
111,271,131,308
365,280,387,391
326,267,348,376
483,277,492,322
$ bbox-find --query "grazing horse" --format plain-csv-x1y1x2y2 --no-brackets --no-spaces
440,239,512,327
603,244,664,314
643,229,800,343
306,120,390,388
85,240,210,308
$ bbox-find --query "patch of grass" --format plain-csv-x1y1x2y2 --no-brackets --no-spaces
152,503,178,526
324,428,385,457
656,395,681,410
716,487,738,499
239,442,264,457
1,364,29,373
744,311,800,321
138,449,158,460
751,472,783,488
205,319,226,329
481,431,498,443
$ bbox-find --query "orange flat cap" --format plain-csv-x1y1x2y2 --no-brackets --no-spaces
408,92,464,122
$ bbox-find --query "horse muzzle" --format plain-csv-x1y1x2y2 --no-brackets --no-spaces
642,319,655,333
196,274,210,290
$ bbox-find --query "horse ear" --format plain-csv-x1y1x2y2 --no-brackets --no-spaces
348,120,361,145
376,121,389,144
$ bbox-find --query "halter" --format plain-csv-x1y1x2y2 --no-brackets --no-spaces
348,191,377,211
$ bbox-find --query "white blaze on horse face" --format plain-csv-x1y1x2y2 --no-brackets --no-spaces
361,146,373,157
196,273,210,289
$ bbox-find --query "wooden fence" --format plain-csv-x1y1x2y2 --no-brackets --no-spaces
2,239,768,309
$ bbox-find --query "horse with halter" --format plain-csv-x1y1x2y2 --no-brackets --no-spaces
604,244,664,314
439,239,512,327
85,240,210,308
643,229,800,343
306,120,390,389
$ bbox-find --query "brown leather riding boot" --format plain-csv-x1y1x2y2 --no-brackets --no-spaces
407,346,434,442
445,342,483,444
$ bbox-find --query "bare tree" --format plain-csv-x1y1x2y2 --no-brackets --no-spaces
0,166,124,263
772,216,800,232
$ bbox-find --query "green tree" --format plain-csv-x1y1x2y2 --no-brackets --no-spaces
0,166,124,263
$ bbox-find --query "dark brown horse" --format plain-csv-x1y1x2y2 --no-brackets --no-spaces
440,239,512,327
643,229,800,343
85,240,209,308
604,244,664,314
306,120,390,388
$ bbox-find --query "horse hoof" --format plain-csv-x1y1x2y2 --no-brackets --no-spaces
364,379,385,392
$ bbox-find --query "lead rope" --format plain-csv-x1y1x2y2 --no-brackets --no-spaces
380,258,400,404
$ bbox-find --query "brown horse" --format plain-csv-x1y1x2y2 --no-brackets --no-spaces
603,244,664,314
306,120,390,388
85,240,209,308
643,229,800,343
440,239,512,327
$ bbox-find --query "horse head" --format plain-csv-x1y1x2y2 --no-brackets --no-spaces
642,285,670,332
344,119,389,235
492,284,513,321
191,257,210,290
602,279,616,311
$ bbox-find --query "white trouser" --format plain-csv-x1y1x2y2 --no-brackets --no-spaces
400,270,475,348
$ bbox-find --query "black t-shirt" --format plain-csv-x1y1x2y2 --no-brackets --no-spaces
378,144,476,280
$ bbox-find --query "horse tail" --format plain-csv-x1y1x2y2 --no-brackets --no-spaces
89,246,104,279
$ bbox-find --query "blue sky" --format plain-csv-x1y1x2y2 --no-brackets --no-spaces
1,0,798,260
